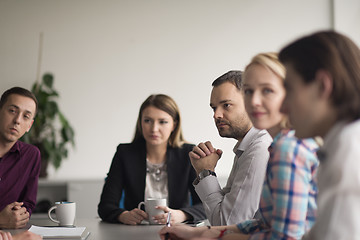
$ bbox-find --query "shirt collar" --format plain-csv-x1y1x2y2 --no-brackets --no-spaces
322,121,347,148
318,120,349,162
9,141,20,153
233,127,263,153
269,129,291,148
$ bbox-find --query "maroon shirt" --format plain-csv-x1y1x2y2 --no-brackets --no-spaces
0,141,41,214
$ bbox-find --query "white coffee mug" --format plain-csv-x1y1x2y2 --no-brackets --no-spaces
48,201,76,226
137,198,167,224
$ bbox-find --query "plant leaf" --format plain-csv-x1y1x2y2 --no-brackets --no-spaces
43,74,54,88
44,101,58,119
24,73,76,173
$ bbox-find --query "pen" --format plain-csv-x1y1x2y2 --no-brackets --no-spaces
165,212,171,240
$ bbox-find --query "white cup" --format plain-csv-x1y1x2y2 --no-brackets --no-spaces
48,201,76,226
137,198,167,224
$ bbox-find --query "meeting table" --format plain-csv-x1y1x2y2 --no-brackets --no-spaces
9,215,166,240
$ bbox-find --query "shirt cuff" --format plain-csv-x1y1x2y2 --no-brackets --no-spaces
194,175,222,200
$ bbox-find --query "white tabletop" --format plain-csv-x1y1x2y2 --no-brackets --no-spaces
10,217,164,240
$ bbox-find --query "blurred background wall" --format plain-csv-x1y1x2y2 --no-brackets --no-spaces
1,0,359,182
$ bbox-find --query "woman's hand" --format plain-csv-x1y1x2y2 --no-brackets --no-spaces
0,231,12,240
159,225,207,240
118,209,148,225
200,228,222,238
153,206,189,225
221,233,250,240
0,230,42,240
12,231,42,240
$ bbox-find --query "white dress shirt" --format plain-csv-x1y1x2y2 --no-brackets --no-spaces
194,127,272,225
303,120,360,240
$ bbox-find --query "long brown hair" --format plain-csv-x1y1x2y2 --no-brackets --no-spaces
132,94,185,148
279,30,360,121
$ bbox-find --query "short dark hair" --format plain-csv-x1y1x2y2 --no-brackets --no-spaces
212,71,243,90
0,87,38,116
279,30,360,121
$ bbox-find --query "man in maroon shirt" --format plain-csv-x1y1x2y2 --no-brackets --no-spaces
0,87,41,229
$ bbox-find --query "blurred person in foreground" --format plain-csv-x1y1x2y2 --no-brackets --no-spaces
279,30,360,240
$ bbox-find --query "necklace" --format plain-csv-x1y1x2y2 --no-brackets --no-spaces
146,160,167,182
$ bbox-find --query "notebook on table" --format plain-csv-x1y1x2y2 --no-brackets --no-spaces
29,225,90,239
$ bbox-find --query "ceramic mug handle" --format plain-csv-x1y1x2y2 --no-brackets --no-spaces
137,201,145,210
48,206,60,224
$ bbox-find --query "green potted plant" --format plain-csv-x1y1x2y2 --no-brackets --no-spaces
21,73,75,177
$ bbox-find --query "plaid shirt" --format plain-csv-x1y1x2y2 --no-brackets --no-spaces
237,130,319,240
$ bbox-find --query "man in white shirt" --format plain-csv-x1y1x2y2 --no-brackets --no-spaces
190,71,272,226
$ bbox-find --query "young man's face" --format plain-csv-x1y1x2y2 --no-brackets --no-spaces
210,82,252,141
0,94,36,144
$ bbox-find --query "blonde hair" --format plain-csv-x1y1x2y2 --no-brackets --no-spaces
243,52,291,129
243,52,285,80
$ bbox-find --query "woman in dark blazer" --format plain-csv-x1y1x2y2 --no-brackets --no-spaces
98,94,205,225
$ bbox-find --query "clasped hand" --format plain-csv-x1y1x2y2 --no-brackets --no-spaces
0,202,29,229
189,141,223,175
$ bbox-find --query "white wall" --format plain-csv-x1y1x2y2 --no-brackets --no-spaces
0,0,340,181
334,0,360,46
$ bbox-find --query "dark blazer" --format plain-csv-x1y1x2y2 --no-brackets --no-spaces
98,139,206,223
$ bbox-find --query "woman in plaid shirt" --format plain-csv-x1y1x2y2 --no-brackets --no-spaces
235,52,319,239
159,52,319,240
